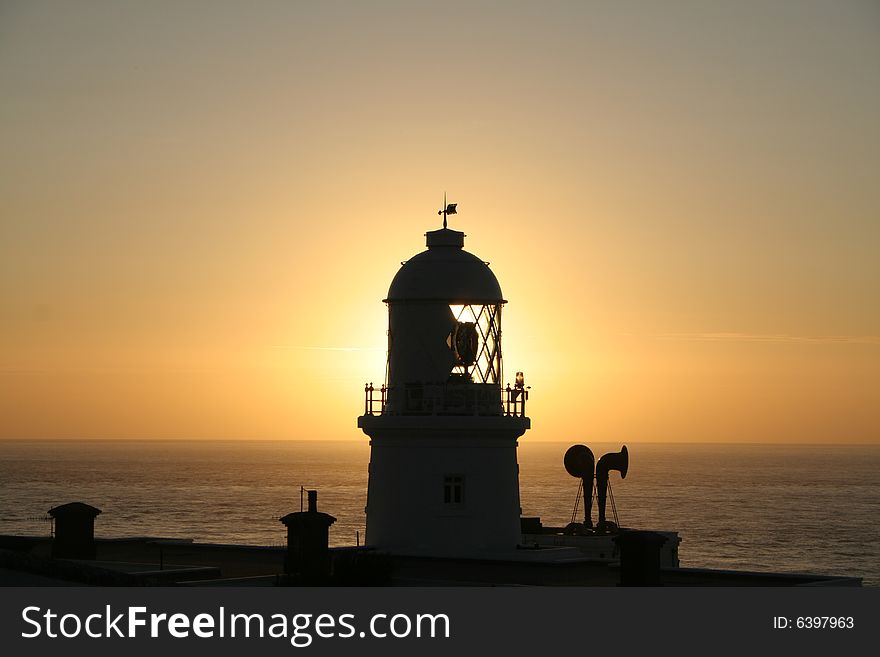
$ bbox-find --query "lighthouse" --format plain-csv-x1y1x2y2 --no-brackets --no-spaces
358,205,530,557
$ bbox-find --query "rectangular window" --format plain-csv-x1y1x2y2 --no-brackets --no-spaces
443,475,464,504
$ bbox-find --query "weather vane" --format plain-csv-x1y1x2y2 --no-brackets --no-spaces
438,192,457,229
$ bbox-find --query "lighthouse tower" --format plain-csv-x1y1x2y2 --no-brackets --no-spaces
358,207,530,557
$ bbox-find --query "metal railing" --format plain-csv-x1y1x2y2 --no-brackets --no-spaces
363,382,528,418
12,515,55,537
363,382,387,416
504,383,529,417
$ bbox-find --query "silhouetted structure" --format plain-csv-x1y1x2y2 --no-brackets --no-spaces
614,530,667,586
48,502,101,560
358,209,530,556
279,490,336,582
596,445,628,532
564,444,595,528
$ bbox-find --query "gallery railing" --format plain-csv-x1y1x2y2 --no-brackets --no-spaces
363,381,528,418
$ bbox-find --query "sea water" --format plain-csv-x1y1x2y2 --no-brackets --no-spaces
1,440,877,585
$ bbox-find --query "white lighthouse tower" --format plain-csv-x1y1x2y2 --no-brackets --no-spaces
358,205,530,557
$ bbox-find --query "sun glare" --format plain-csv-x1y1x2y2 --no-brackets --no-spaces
449,304,466,320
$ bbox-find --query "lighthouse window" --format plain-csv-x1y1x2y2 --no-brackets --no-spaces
443,475,464,504
446,303,502,385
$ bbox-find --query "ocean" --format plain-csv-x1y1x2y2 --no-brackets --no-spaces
1,440,877,585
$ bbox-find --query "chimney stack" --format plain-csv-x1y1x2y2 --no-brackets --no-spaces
613,530,667,586
280,490,336,583
48,502,102,560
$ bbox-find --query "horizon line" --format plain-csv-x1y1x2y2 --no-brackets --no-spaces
1,437,878,447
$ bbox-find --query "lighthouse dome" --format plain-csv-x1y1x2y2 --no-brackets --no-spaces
385,228,504,304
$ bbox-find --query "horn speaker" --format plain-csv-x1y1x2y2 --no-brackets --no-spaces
596,445,628,531
564,444,595,528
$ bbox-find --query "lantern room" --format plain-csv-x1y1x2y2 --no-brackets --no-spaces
365,225,526,418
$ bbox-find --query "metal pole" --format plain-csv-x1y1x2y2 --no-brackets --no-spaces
609,480,620,528
570,480,583,524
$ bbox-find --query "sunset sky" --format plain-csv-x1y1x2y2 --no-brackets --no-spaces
1,1,878,443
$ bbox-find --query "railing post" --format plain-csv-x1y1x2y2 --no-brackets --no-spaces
364,383,369,415
505,384,511,416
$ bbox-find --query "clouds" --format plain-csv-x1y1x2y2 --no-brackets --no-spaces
271,346,384,352
648,332,880,345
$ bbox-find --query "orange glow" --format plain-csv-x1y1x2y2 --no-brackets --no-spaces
1,3,878,443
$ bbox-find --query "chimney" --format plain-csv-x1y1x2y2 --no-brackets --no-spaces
48,502,102,560
279,490,336,583
613,530,668,586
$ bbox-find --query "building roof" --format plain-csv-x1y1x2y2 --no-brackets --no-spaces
48,502,102,518
385,228,504,304
279,511,337,528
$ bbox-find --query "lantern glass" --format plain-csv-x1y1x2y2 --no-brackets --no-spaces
447,303,502,385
